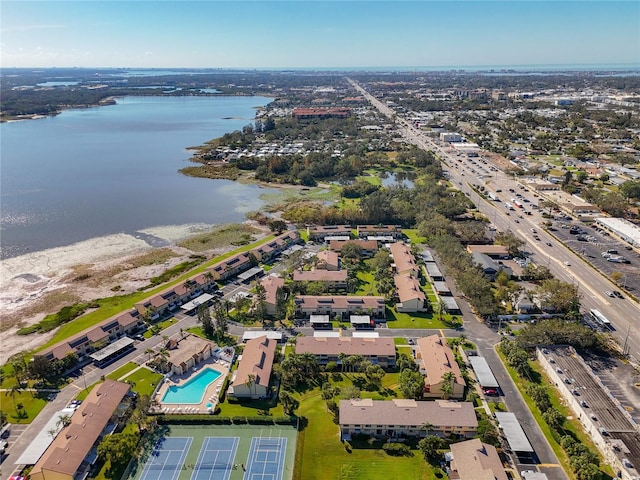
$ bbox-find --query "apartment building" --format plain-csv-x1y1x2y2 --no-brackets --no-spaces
416,335,466,399
295,336,396,367
339,398,477,440
294,295,386,319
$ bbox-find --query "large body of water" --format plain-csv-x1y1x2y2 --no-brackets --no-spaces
0,95,274,259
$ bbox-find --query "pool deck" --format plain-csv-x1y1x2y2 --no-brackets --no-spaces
152,356,230,415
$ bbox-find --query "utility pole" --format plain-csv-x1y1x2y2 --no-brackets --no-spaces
623,325,631,357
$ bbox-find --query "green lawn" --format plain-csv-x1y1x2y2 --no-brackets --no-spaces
402,229,427,244
385,306,447,329
1,389,48,424
294,375,435,480
106,362,139,381
394,338,407,345
355,270,378,296
121,367,163,397
216,397,286,418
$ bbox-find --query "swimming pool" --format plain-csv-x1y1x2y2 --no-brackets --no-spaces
162,367,222,404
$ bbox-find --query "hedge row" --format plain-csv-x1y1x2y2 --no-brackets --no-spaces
157,415,297,426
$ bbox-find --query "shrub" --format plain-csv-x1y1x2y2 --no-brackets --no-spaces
382,442,411,456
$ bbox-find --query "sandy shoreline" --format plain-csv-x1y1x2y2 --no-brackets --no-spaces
0,221,265,364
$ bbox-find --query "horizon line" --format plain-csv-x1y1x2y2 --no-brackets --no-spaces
2,62,640,72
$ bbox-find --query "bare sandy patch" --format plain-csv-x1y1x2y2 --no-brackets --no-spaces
0,221,272,364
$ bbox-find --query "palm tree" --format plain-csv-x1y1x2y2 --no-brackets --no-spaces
440,372,455,400
245,373,256,398
145,348,154,363
420,421,434,437
338,352,347,372
436,298,447,321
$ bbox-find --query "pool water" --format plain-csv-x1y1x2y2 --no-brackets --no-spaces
162,367,222,404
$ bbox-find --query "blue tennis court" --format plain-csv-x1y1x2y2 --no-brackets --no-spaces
140,437,192,480
244,437,287,480
190,437,240,480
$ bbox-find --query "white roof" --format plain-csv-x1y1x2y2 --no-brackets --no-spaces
242,330,283,342
595,217,640,247
352,332,379,338
494,412,534,453
15,408,78,465
313,331,341,337
469,356,500,388
179,293,213,313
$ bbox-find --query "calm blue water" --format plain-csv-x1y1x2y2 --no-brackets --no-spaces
162,367,222,404
0,95,275,259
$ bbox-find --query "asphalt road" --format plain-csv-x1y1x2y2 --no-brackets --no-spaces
348,76,640,366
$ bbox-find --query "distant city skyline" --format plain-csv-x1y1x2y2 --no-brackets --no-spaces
1,1,638,69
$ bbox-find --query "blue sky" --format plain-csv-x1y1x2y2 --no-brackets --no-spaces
1,1,638,69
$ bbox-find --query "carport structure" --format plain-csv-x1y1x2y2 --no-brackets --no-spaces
469,356,500,389
494,412,535,462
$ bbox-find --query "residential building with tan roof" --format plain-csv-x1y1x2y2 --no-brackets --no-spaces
292,269,348,290
37,309,145,362
251,230,301,262
416,335,466,399
229,336,276,399
315,250,340,270
164,334,215,375
394,274,427,312
356,224,402,239
295,336,396,367
449,438,508,480
339,398,477,440
466,244,510,259
29,379,130,480
307,225,352,241
294,295,386,319
260,275,285,316
329,239,379,257
207,252,254,281
389,242,419,276
134,273,217,318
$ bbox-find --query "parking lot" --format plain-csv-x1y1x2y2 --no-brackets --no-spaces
582,351,640,425
548,220,640,295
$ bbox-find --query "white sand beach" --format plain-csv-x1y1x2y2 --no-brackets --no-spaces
0,222,236,364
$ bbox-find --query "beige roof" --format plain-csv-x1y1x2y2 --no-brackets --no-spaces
394,274,426,303
30,380,130,478
315,250,339,268
232,336,276,388
308,225,352,234
416,335,466,389
168,334,214,367
260,275,285,305
293,270,348,282
389,242,418,274
466,245,510,256
450,438,508,480
295,295,385,310
330,239,379,252
339,399,477,429
208,252,252,274
295,336,395,357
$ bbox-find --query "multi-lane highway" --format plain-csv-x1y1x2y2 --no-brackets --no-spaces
348,77,640,365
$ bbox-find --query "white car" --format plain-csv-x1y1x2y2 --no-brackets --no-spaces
564,261,571,266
